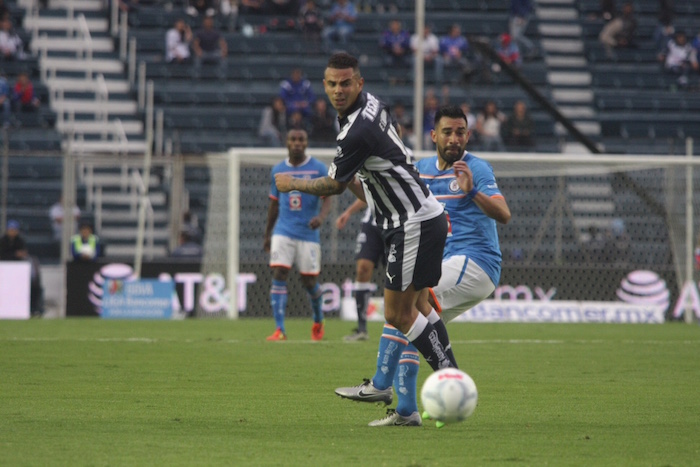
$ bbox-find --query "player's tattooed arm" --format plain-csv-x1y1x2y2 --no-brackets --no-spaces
275,174,347,196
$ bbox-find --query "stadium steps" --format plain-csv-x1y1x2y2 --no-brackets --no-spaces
27,0,146,154
536,0,601,145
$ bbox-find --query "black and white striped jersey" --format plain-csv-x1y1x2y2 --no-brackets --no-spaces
328,91,443,230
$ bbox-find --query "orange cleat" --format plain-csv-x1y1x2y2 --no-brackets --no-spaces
266,328,287,341
311,322,324,341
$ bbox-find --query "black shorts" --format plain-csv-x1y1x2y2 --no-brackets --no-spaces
354,221,385,266
382,212,447,292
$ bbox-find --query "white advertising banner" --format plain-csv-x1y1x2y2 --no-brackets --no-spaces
0,261,31,319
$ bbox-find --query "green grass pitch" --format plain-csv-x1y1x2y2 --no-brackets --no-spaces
1,319,699,466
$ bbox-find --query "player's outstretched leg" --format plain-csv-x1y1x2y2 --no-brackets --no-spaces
427,309,457,368
267,279,288,341
368,345,422,427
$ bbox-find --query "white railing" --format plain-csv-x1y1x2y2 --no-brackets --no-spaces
95,73,109,125
76,14,94,79
129,169,155,259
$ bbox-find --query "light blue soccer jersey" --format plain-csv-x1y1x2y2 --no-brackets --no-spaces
270,156,328,243
416,152,503,285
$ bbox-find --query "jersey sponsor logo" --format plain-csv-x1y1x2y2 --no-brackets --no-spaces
449,179,460,193
336,146,344,159
361,93,380,121
488,183,498,189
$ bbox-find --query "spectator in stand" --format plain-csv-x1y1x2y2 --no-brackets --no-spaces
509,0,538,60
193,16,228,75
692,30,700,56
287,110,308,132
0,70,10,128
165,18,193,64
598,0,616,21
258,96,287,147
495,32,521,68
392,100,413,148
410,24,441,83
321,0,357,52
437,24,475,84
49,195,81,243
186,0,217,17
598,2,637,57
170,231,203,257
279,67,315,121
11,72,40,113
502,100,535,148
71,222,103,262
422,93,438,149
476,100,506,152
0,220,27,261
459,101,477,133
309,97,337,144
654,21,675,55
0,18,26,61
298,0,323,40
659,31,698,88
380,19,411,70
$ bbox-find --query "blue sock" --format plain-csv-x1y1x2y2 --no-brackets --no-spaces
270,279,287,333
371,324,408,391
307,283,323,323
394,345,420,417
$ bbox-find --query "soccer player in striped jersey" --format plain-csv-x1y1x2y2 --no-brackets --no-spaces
264,129,333,341
275,52,456,371
337,105,511,426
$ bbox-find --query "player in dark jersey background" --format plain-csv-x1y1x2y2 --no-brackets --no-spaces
275,53,456,377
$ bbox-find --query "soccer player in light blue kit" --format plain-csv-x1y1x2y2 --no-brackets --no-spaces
264,129,333,341
336,105,511,426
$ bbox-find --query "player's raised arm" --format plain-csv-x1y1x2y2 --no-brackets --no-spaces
453,160,511,224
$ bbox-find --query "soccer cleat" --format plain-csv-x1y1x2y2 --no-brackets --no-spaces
311,322,324,341
335,378,393,405
266,328,287,341
343,329,369,342
368,409,422,427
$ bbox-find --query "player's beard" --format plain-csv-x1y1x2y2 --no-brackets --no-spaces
439,145,465,166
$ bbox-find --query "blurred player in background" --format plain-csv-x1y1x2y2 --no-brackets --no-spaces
275,53,456,374
335,199,382,341
336,105,511,426
264,129,332,341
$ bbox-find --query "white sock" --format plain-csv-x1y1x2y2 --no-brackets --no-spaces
404,313,429,342
426,308,440,325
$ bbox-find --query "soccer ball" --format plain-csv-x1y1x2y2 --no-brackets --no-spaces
421,368,478,423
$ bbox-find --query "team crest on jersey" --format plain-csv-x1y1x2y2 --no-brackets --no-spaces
449,179,460,193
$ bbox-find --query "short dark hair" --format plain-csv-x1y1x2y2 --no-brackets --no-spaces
327,52,359,72
434,105,468,127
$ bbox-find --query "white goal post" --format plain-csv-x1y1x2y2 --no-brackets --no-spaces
221,148,700,322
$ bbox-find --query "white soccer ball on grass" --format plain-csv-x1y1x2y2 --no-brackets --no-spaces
421,368,478,423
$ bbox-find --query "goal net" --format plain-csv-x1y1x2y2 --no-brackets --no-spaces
188,149,700,323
